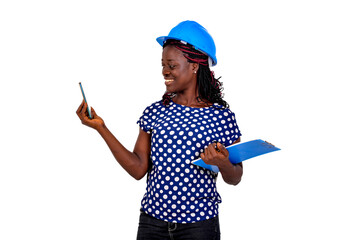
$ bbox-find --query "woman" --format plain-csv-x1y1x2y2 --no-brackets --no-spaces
76,20,243,240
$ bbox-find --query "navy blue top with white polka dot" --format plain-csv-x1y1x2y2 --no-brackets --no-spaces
137,100,241,223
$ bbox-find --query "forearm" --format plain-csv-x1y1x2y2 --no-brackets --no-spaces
96,125,148,180
218,160,243,186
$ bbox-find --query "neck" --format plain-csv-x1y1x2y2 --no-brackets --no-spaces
172,89,210,108
173,95,198,106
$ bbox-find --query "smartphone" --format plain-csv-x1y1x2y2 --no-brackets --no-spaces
79,82,92,119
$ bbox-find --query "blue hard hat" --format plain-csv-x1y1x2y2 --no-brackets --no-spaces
156,20,217,66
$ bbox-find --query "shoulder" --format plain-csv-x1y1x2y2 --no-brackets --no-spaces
211,105,239,126
142,100,164,112
140,100,170,118
212,104,236,115
138,100,165,133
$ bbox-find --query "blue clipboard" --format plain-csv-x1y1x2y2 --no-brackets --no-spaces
192,139,280,172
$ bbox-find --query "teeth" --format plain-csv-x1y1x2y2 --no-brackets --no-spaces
165,79,174,82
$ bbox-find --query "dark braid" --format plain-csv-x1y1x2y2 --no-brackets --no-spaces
161,40,229,108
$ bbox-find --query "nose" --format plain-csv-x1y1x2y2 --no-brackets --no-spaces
162,66,171,77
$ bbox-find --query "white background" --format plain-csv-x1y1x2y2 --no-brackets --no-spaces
1,0,359,239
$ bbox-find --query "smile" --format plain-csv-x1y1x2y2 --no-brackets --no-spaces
165,79,174,86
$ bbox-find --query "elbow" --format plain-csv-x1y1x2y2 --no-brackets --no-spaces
223,164,243,186
226,177,242,186
125,156,149,181
224,170,243,186
132,171,147,181
133,174,142,181
233,178,242,186
131,164,149,180
122,168,145,181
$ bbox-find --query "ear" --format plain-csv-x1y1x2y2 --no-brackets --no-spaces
191,63,199,73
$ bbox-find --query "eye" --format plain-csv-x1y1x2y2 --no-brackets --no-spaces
161,63,176,70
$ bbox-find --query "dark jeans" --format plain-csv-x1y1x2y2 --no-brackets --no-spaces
136,211,221,240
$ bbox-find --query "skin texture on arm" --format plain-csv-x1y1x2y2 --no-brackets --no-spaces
200,138,243,186
76,100,151,180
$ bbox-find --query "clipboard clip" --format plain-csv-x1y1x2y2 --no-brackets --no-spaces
262,141,276,148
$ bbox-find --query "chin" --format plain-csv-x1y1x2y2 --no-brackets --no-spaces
166,87,176,93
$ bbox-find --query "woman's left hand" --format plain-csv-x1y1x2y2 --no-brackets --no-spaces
201,140,243,185
200,142,230,168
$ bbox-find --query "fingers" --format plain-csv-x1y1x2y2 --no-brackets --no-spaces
82,101,88,115
218,143,228,156
90,107,97,118
76,100,85,115
76,100,91,123
208,143,220,156
200,146,209,160
214,142,221,152
76,101,105,130
201,142,229,164
82,101,91,118
76,100,88,122
201,144,216,161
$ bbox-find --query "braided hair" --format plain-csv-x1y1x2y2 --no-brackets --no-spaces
162,40,229,108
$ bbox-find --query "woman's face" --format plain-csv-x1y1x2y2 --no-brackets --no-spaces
161,45,198,93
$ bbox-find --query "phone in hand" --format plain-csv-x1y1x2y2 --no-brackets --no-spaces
79,82,92,119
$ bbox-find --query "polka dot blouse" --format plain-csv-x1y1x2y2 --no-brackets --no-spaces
137,100,241,223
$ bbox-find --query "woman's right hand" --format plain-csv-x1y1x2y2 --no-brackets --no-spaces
76,100,105,131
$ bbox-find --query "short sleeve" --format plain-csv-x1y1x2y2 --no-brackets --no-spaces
221,108,242,146
137,101,161,134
